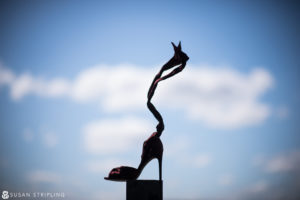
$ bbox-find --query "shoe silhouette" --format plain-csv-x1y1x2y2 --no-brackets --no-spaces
104,132,163,181
104,42,189,181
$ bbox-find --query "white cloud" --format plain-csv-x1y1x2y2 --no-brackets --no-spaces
86,159,127,174
0,64,274,128
254,150,300,173
71,65,151,112
10,73,70,100
164,135,190,157
265,151,300,173
193,153,212,168
10,73,34,100
164,136,212,168
83,116,152,154
250,180,268,193
43,132,59,148
158,66,273,128
28,170,61,184
218,173,234,186
0,65,14,86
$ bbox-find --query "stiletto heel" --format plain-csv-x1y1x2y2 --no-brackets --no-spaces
158,156,162,181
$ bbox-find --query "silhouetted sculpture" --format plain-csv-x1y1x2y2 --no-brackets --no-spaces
104,42,189,181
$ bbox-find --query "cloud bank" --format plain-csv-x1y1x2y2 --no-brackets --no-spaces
83,116,152,154
0,63,273,129
27,170,61,184
255,150,300,173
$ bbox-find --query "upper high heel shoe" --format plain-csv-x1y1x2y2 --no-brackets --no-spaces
104,132,163,181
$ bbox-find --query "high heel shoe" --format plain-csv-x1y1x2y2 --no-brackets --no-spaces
104,132,163,181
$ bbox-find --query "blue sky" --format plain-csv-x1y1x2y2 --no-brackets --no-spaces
0,0,300,199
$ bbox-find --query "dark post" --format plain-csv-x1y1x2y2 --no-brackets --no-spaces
126,180,163,200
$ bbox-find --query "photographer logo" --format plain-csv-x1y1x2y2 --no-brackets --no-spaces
2,191,9,199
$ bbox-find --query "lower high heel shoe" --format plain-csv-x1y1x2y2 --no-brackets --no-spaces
104,132,163,181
